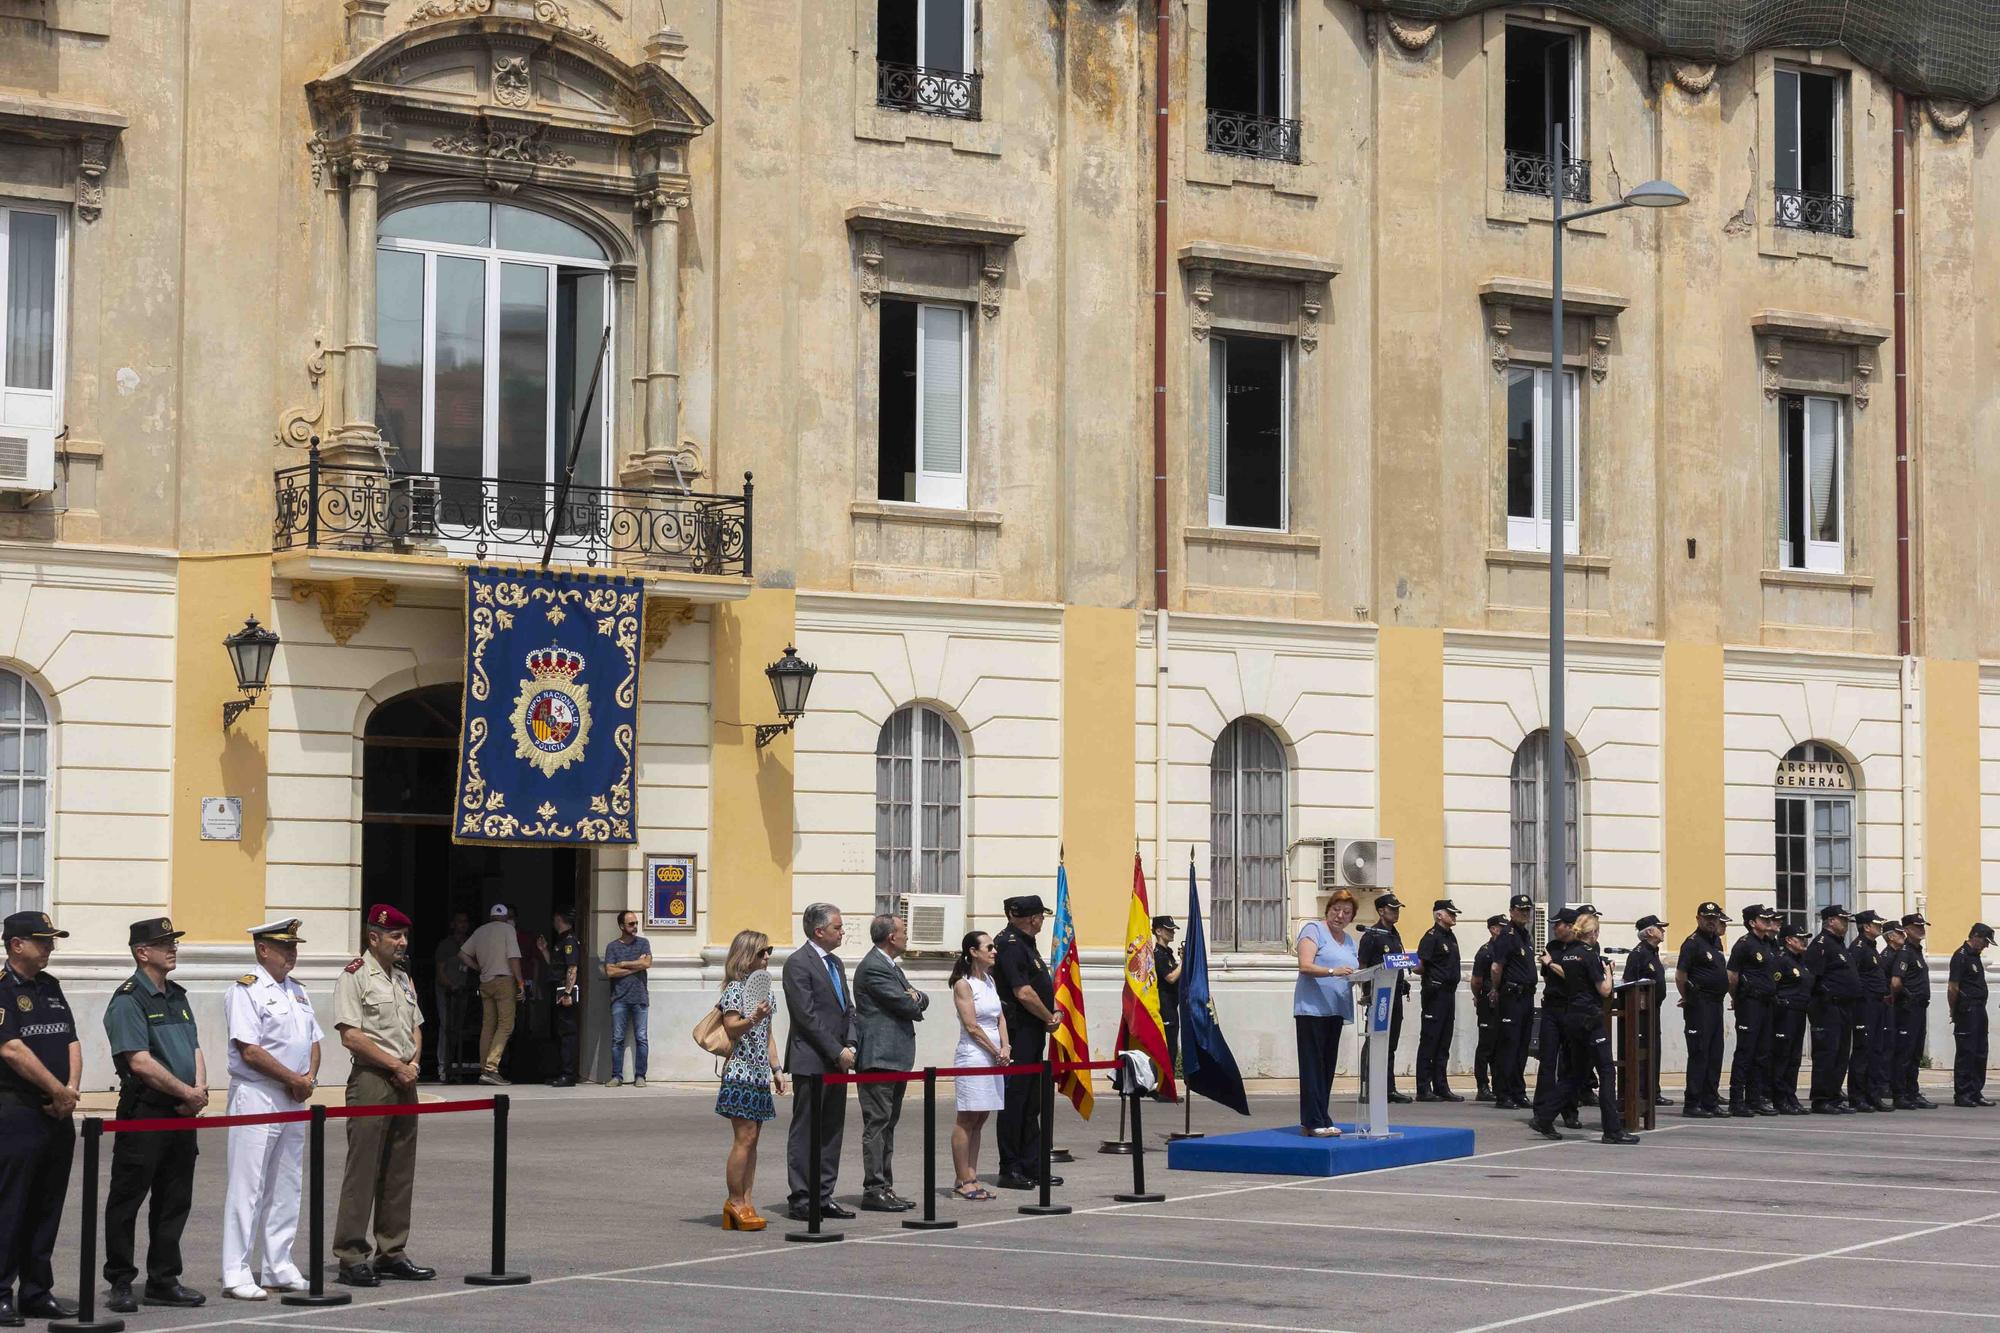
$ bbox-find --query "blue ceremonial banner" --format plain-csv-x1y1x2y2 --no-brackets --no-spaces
1180,860,1250,1116
455,566,644,846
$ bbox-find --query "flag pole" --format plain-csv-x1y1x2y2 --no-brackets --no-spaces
1169,846,1204,1140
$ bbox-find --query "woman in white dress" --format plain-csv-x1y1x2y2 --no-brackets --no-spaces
950,931,1009,1201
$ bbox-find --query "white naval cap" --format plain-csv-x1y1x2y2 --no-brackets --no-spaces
249,916,307,943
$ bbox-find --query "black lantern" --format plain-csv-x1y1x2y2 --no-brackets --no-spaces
755,645,817,747
222,615,281,730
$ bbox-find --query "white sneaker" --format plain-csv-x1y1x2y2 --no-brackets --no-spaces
607,1077,622,1088
223,1283,269,1301
1309,1125,1342,1138
264,1272,308,1293
633,1076,647,1088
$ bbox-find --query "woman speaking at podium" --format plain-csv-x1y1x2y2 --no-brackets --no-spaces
1295,889,1361,1137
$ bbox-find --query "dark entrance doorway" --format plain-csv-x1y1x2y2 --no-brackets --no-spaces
362,684,588,1083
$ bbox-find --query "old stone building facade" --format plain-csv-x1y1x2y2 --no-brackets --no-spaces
2,0,1996,1080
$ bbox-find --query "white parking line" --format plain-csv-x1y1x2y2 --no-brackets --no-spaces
1664,1291,2000,1321
1102,1212,1803,1258
1288,1184,1942,1225
1676,1121,2000,1144
1633,1139,2000,1166
1420,1160,2000,1194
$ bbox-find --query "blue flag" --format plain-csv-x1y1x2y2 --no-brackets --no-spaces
1181,860,1250,1115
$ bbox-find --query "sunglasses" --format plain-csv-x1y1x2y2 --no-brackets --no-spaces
756,947,773,957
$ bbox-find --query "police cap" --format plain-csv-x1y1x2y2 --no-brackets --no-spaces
128,916,185,947
1902,912,1929,928
1854,909,1884,926
1486,914,1507,928
1779,922,1809,941
1740,904,1765,925
1635,914,1667,932
1434,899,1461,915
1697,901,1726,919
250,916,306,944
1004,895,1048,918
1818,903,1851,921
2,911,67,942
1554,907,1581,926
1972,923,1996,943
1375,894,1404,910
1508,894,1534,912
1151,915,1177,933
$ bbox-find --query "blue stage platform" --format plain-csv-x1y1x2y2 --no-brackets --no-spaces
1166,1123,1475,1177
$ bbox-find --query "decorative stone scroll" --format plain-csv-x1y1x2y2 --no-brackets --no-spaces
843,205,1026,315
1366,13,1438,54
1750,310,1892,409
1176,242,1341,353
1478,278,1630,383
1926,99,1972,136
291,578,397,646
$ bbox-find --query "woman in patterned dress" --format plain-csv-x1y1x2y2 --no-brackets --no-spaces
716,929,784,1231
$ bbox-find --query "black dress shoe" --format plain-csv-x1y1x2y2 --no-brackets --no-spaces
1914,1096,1938,1110
142,1283,206,1307
994,1174,1036,1190
1560,1111,1582,1130
105,1284,138,1313
1414,1092,1439,1103
819,1201,856,1219
1387,1090,1413,1105
1683,1107,1713,1118
1977,1096,1997,1107
1528,1120,1563,1141
1601,1131,1640,1145
17,1295,77,1319
1475,1087,1493,1102
885,1192,917,1211
1035,1175,1065,1188
1753,1103,1780,1117
0,1295,21,1328
861,1192,905,1212
548,1076,576,1088
1893,1098,1921,1110
1869,1099,1895,1112
1654,1095,1673,1106
336,1263,379,1288
1436,1090,1465,1103
1956,1097,1981,1108
375,1256,436,1281
1729,1106,1754,1118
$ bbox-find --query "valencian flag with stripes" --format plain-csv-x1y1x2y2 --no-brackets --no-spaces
1115,852,1177,1100
1048,858,1093,1119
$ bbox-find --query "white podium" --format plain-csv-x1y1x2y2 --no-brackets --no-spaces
1349,953,1419,1140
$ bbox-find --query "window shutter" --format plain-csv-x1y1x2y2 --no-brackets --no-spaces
915,304,967,509
0,208,62,493
1208,338,1228,526
1774,68,1801,191
1778,398,1796,568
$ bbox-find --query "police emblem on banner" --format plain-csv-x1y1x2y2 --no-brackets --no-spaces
456,566,643,846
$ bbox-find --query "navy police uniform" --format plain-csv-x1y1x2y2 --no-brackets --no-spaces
0,911,78,1321
1356,899,1409,1103
1413,901,1461,1101
993,896,1057,1184
1889,916,1933,1107
1770,927,1814,1113
1950,927,1992,1106
1676,906,1730,1115
1470,924,1500,1098
549,925,581,1086
1848,915,1892,1109
1489,897,1537,1107
1621,917,1668,1107
1533,935,1633,1143
1804,907,1860,1111
1726,907,1777,1115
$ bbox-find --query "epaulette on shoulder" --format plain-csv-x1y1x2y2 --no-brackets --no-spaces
237,974,257,985
343,957,365,974
115,979,135,994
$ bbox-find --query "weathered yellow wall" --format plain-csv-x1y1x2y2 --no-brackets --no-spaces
1377,627,1443,902
1062,606,1137,948
1924,658,1980,931
170,555,274,941
709,588,797,945
1663,642,1726,930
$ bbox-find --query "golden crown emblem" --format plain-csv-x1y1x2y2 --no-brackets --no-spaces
526,647,585,682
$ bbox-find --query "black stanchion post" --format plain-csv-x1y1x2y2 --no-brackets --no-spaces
1019,1059,1070,1216
49,1118,121,1333
282,1105,349,1307
903,1068,955,1231
1114,1073,1165,1204
465,1095,531,1284
787,1074,842,1243
1098,1070,1132,1155
1168,1079,1204,1142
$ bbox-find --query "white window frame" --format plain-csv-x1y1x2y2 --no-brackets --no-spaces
1505,365,1579,555
1773,744,1853,933
1779,392,1845,573
1774,65,1844,196
0,667,51,918
0,202,69,492
1506,21,1584,158
1510,732,1579,950
1209,717,1287,951
913,302,968,510
874,704,964,917
915,0,976,73
1207,333,1291,532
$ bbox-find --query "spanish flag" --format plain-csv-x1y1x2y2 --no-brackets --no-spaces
1049,860,1093,1119
1115,852,1177,1101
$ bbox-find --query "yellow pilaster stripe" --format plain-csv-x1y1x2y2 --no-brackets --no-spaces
1663,642,1725,928
1377,627,1443,902
708,588,797,945
1923,658,1979,932
1062,605,1137,950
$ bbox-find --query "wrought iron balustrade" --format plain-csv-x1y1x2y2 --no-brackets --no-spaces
273,448,753,577
1503,149,1592,203
1205,107,1302,164
1774,187,1855,238
876,61,982,120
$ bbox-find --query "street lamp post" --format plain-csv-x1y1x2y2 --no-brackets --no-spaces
1542,126,1686,918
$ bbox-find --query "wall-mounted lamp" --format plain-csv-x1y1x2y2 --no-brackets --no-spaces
222,615,281,730
755,645,818,747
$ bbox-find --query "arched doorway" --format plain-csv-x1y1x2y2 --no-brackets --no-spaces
363,683,588,1082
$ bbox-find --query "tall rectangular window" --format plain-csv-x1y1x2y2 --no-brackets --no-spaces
1205,0,1298,163
1505,366,1579,554
876,0,982,118
1774,67,1848,234
878,299,967,509
875,705,963,917
1502,25,1586,200
0,204,65,492
1779,393,1844,572
1207,334,1287,531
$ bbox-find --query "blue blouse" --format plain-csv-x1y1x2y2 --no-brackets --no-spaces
1294,920,1358,1020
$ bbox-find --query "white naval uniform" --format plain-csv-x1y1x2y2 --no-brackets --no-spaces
222,965,323,1288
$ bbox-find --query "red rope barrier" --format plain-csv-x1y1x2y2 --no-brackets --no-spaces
823,1058,1122,1086
105,1096,496,1134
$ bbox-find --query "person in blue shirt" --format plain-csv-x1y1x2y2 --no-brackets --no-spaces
1294,890,1360,1137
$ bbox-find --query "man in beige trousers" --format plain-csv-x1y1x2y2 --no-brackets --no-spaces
458,904,523,1087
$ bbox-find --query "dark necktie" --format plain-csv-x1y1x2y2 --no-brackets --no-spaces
824,953,846,1008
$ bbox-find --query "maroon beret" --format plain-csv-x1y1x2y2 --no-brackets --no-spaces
366,904,412,930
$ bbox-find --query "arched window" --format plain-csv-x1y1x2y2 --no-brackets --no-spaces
375,201,612,528
1774,741,1853,932
875,705,963,916
1210,717,1286,950
1510,731,1579,941
0,668,49,915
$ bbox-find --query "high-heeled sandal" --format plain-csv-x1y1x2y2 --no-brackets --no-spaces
721,1200,766,1231
952,1181,996,1201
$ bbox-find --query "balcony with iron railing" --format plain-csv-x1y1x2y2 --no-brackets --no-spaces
876,61,982,120
273,446,753,580
1774,187,1855,238
1503,149,1591,203
1205,107,1302,165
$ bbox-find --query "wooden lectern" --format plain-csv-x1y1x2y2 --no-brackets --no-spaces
1611,979,1657,1132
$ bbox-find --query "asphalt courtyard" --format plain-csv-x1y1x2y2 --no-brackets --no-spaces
40,1071,2000,1333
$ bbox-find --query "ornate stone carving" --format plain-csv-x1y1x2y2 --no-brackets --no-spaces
1589,326,1611,383
642,598,696,659
979,246,1005,319
1853,349,1875,410
1382,14,1439,52
857,231,884,306
275,333,330,448
493,56,532,109
533,0,609,48
1760,337,1784,399
291,578,396,647
1187,267,1213,341
431,130,576,168
641,187,691,217
306,131,331,188
75,139,110,224
406,0,491,23
1926,99,1973,136
1486,302,1513,374
347,152,392,180
1669,61,1716,95
1299,295,1321,354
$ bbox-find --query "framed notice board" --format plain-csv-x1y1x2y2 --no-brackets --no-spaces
646,853,697,930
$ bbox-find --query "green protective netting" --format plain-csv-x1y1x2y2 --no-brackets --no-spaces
1355,1,2000,104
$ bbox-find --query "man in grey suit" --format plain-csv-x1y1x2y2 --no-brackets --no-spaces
782,903,857,1221
854,914,929,1212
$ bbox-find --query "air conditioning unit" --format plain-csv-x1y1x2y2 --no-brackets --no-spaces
384,474,440,544
902,893,966,953
1322,837,1395,891
0,426,55,494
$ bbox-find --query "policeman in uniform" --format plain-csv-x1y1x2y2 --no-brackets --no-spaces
1152,915,1182,1092
1888,913,1936,1109
1622,914,1669,1107
991,895,1061,1191
1531,908,1583,1130
102,916,207,1312
332,904,435,1287
221,918,322,1301
1356,894,1411,1104
1848,909,1894,1112
1725,905,1778,1116
1949,923,1993,1107
1530,910,1638,1145
1488,894,1537,1109
0,911,80,1325
1769,921,1814,1114
1469,915,1505,1101
1804,903,1859,1113
548,907,580,1088
1674,902,1729,1117
1414,899,1462,1102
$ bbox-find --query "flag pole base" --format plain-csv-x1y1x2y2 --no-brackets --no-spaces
1048,1147,1075,1163
279,1292,352,1307
1113,1190,1166,1203
1097,1140,1134,1155
464,1271,531,1287
901,1217,958,1231
1017,1203,1072,1216
784,1230,844,1244
1166,1131,1205,1141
